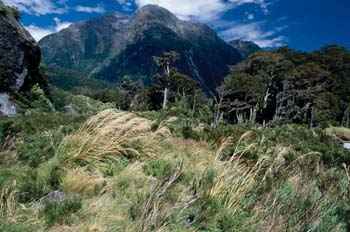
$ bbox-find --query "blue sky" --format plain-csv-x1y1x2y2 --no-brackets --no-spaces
3,0,350,51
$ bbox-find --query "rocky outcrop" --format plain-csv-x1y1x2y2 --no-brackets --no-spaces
32,190,67,208
39,5,242,94
0,1,49,116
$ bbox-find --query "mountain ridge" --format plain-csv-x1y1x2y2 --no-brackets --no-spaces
39,4,242,93
229,39,261,59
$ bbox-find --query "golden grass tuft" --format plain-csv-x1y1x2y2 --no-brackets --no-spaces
0,181,18,222
56,109,168,170
61,167,106,196
208,155,269,215
325,126,350,141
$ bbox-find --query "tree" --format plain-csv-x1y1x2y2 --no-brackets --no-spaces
214,45,350,127
152,51,180,109
219,73,266,124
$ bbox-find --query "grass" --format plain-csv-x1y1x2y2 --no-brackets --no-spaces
325,127,350,141
1,108,350,231
55,109,170,171
0,181,17,222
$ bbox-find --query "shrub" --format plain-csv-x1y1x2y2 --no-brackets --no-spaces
16,134,55,167
0,118,22,150
40,196,82,227
181,126,200,140
28,84,54,113
48,166,63,189
17,169,49,203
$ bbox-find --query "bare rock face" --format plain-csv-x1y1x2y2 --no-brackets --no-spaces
0,1,49,116
0,93,16,116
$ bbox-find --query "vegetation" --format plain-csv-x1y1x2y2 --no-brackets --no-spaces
1,44,350,231
217,45,350,128
0,3,20,20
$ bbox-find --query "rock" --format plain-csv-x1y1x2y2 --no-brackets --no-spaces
32,190,67,209
63,104,79,116
0,1,49,116
0,93,16,116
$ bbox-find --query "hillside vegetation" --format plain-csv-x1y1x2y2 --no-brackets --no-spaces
1,94,350,231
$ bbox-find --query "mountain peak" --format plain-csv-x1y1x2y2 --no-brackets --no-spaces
133,4,178,24
229,39,261,59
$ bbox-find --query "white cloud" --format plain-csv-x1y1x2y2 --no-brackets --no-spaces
2,0,67,15
53,17,72,31
25,17,71,41
25,25,54,42
245,12,255,20
218,21,286,47
116,0,133,11
135,0,225,21
133,0,269,21
75,5,105,14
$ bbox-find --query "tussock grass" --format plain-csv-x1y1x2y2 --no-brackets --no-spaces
3,107,348,231
55,109,169,171
0,181,18,222
325,126,350,141
61,168,105,196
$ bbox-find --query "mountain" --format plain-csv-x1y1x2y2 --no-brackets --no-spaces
229,39,261,59
0,1,49,116
39,5,242,93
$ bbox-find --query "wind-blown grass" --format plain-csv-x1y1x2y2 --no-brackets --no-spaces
325,126,350,141
55,109,170,171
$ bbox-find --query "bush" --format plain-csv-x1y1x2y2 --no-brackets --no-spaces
28,84,54,113
181,126,200,140
40,196,82,227
17,169,49,203
0,118,22,150
16,134,55,167
48,166,63,189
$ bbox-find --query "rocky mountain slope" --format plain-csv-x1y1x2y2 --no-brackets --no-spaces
229,39,261,59
0,1,49,116
39,5,242,93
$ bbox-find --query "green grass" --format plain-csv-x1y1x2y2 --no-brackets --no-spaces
1,107,350,231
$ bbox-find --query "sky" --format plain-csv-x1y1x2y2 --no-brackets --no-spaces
3,0,350,51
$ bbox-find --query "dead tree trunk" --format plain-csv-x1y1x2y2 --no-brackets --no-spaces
162,62,171,109
162,87,169,109
212,94,223,128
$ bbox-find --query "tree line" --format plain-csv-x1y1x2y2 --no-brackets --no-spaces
67,45,350,128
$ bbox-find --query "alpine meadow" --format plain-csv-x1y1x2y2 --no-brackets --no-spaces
1,0,350,231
